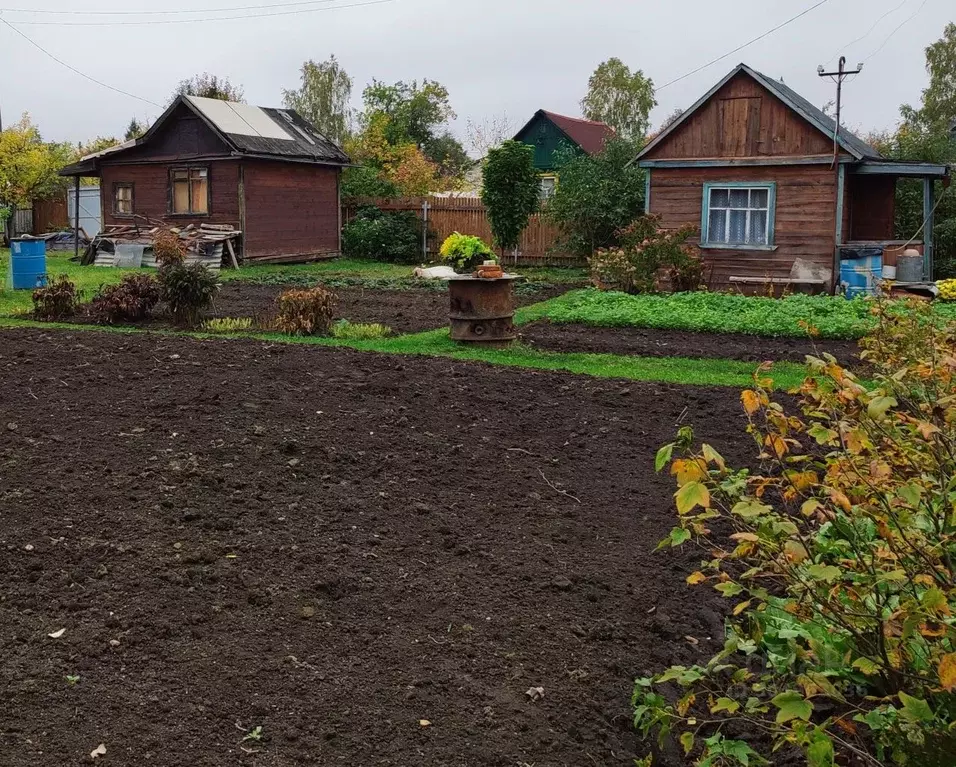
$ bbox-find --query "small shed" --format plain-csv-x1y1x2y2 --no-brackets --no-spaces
635,63,951,292
59,95,351,265
514,110,615,197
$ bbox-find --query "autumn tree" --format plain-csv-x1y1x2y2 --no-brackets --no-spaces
282,55,353,145
581,58,656,143
465,113,516,157
361,79,455,148
343,112,438,197
173,73,245,103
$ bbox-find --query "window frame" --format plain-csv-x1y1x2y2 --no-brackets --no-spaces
700,181,777,251
112,182,135,217
168,165,210,216
539,174,557,201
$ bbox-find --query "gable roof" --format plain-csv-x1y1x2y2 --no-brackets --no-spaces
514,110,615,155
635,63,883,162
61,95,349,176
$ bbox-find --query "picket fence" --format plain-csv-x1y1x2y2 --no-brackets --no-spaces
343,196,582,266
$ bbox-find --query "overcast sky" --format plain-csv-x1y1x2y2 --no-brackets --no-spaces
1,0,951,147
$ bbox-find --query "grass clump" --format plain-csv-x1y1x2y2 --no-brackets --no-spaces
331,320,391,340
202,317,254,333
541,288,876,339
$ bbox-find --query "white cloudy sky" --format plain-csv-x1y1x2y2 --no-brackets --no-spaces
1,0,951,146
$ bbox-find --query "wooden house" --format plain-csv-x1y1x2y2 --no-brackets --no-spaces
514,110,615,198
59,95,350,264
635,63,950,292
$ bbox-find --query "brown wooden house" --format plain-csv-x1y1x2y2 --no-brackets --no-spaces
635,63,950,292
60,95,350,263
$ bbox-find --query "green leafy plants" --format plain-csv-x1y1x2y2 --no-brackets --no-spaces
65,675,80,686
159,263,220,328
481,140,540,257
89,273,161,324
331,320,390,339
202,317,254,333
341,206,425,264
274,286,336,336
635,299,956,766
241,726,263,743
438,232,496,273
32,274,79,321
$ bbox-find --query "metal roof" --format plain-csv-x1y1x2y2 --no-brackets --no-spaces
635,63,884,162
185,96,293,140
514,110,615,156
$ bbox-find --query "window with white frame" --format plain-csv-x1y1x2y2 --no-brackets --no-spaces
702,184,775,247
539,175,557,200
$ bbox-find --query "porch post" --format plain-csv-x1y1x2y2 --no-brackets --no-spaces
73,176,81,262
833,164,846,293
923,177,935,280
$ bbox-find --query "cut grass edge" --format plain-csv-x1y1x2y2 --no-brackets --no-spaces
0,317,810,390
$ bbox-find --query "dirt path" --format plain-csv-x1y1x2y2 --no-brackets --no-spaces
0,328,752,766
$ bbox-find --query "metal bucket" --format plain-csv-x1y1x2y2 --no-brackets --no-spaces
896,253,924,283
448,275,517,345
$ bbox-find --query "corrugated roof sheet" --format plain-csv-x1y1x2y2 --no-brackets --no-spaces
540,111,615,155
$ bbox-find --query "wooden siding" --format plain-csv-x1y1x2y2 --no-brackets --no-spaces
847,174,895,241
32,196,69,233
113,103,230,163
100,161,241,229
643,73,836,160
343,196,579,265
242,160,340,262
514,115,580,171
649,165,838,289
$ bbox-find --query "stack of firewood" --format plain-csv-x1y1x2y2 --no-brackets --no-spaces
83,222,242,269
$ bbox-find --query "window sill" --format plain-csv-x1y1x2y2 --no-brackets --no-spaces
700,243,778,252
167,213,210,218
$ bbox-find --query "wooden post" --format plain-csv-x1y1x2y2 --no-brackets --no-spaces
73,177,81,262
833,164,846,294
923,177,935,280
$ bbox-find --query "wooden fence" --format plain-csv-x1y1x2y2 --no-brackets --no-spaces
344,196,583,266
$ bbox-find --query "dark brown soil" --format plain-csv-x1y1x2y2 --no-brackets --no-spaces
0,328,753,767
210,283,572,334
521,320,862,364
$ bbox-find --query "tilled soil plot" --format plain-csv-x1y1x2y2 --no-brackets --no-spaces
0,329,753,767
521,320,861,364
210,283,573,334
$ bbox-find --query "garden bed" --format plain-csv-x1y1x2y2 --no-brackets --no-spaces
520,320,862,364
0,327,753,767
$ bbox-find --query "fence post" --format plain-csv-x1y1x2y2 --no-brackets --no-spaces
422,198,430,262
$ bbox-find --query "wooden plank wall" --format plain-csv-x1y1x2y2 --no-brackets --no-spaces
650,165,838,290
344,196,581,265
32,196,69,233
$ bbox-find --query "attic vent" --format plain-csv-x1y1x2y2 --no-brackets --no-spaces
278,112,316,146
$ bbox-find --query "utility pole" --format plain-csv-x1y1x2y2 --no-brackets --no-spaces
817,56,863,165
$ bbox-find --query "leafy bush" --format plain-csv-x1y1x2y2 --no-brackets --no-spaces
541,289,880,339
153,229,185,267
274,286,336,336
32,275,79,320
439,232,496,272
590,215,700,293
545,136,646,257
159,263,220,328
202,317,254,332
341,166,400,199
481,140,540,254
341,206,424,264
635,299,956,766
89,273,161,324
331,319,391,339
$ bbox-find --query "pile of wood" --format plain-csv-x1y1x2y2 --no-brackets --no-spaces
83,222,242,271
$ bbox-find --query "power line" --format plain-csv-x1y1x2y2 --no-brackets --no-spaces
656,0,832,91
0,0,342,14
4,0,392,26
0,16,161,106
823,0,909,66
863,0,930,63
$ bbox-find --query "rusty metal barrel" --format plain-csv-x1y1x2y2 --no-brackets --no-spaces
448,275,518,345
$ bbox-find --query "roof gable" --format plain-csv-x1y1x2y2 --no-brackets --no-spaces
514,110,614,156
636,63,882,162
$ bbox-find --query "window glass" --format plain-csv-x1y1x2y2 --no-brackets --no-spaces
704,185,773,246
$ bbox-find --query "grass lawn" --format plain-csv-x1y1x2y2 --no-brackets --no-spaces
534,288,956,340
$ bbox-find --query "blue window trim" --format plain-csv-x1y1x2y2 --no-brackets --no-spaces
700,181,777,250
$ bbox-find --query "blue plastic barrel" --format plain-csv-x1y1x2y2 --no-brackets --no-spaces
840,252,883,299
9,239,47,290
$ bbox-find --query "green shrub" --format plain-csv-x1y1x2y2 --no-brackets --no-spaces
32,275,79,321
330,320,391,340
438,232,496,272
159,263,220,328
635,299,956,766
481,140,540,253
274,286,336,336
89,273,161,324
341,206,424,264
202,317,254,333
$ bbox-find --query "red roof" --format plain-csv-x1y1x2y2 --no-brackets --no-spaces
540,111,615,155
